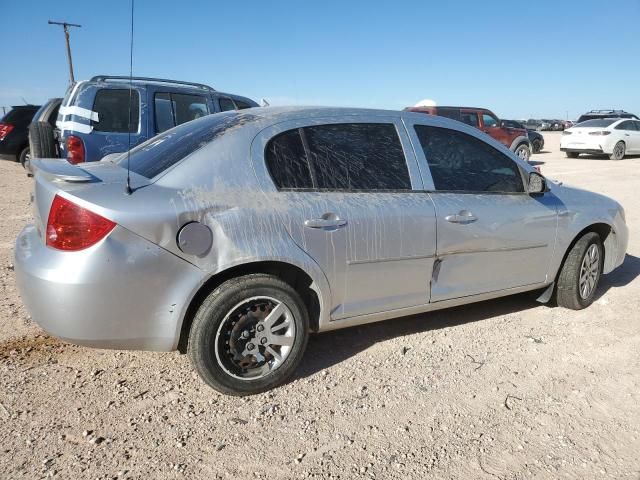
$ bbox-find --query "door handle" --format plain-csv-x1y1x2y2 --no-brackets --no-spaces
445,210,477,224
304,214,347,229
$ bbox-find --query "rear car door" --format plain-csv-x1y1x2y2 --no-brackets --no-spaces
406,119,558,301
152,90,211,134
251,116,437,320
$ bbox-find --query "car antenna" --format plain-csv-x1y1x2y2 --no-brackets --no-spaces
125,0,135,195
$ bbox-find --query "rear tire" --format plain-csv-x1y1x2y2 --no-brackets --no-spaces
188,274,309,396
514,143,531,161
609,141,625,160
555,232,603,310
17,146,30,168
28,121,57,160
566,152,579,158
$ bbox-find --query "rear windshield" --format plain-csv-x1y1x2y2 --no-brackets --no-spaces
575,119,617,128
1,107,39,126
117,111,257,179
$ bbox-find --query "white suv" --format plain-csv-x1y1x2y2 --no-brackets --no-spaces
561,118,640,160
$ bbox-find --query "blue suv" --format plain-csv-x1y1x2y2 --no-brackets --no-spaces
54,75,258,163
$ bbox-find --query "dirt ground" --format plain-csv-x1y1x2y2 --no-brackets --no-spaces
1,132,639,480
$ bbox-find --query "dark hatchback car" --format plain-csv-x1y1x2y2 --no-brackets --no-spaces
0,105,40,165
503,119,544,153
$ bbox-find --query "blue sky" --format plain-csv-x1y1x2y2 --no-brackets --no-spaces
2,0,639,119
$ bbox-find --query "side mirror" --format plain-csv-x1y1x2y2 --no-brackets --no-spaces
528,171,546,194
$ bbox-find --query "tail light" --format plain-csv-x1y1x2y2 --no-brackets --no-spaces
589,131,611,136
0,123,15,141
46,195,116,251
66,135,85,164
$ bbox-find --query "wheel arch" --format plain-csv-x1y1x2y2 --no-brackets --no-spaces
555,222,617,281
176,260,323,353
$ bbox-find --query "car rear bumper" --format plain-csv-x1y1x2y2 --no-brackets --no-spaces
14,223,206,351
560,147,604,155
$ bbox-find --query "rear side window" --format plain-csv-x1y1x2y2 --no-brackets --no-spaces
265,123,411,191
616,120,635,131
266,130,313,189
154,92,210,133
414,125,523,193
119,112,257,179
234,100,252,110
93,89,139,133
219,97,236,112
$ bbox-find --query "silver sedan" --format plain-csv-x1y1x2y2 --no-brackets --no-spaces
15,107,628,395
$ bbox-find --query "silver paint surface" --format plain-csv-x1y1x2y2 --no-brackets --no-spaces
15,107,629,351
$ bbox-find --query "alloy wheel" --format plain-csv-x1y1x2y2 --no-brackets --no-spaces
214,296,296,380
579,244,600,299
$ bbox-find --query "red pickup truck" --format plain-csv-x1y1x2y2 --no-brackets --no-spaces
405,106,532,161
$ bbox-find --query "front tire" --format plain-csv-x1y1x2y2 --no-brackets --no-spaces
555,232,603,310
188,274,309,396
514,143,531,161
609,141,625,160
532,139,542,154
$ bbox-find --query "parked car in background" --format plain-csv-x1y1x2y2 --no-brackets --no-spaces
49,75,259,164
26,98,62,172
0,105,40,166
406,105,532,160
503,119,544,153
563,120,575,130
15,107,627,395
551,121,564,131
539,120,552,131
577,110,638,124
561,118,640,160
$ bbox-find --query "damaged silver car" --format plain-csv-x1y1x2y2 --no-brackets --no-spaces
15,107,628,395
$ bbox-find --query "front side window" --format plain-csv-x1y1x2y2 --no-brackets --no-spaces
460,112,479,127
93,89,139,133
414,125,524,193
265,123,411,191
482,113,498,128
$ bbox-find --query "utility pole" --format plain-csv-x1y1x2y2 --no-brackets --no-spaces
48,20,82,83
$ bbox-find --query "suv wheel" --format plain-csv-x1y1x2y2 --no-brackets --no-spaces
17,146,30,168
532,139,542,154
566,152,580,158
555,232,603,310
28,122,58,160
514,143,531,161
609,141,626,160
188,274,309,396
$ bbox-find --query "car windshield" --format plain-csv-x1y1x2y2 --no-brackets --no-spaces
117,111,258,179
575,119,617,128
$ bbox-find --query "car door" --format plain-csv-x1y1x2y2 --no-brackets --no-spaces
251,115,437,320
405,117,558,302
623,121,640,152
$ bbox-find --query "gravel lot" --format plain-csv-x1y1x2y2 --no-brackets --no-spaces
1,132,639,479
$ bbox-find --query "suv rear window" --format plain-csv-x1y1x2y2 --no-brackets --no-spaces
1,107,39,126
119,112,256,179
93,89,140,133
